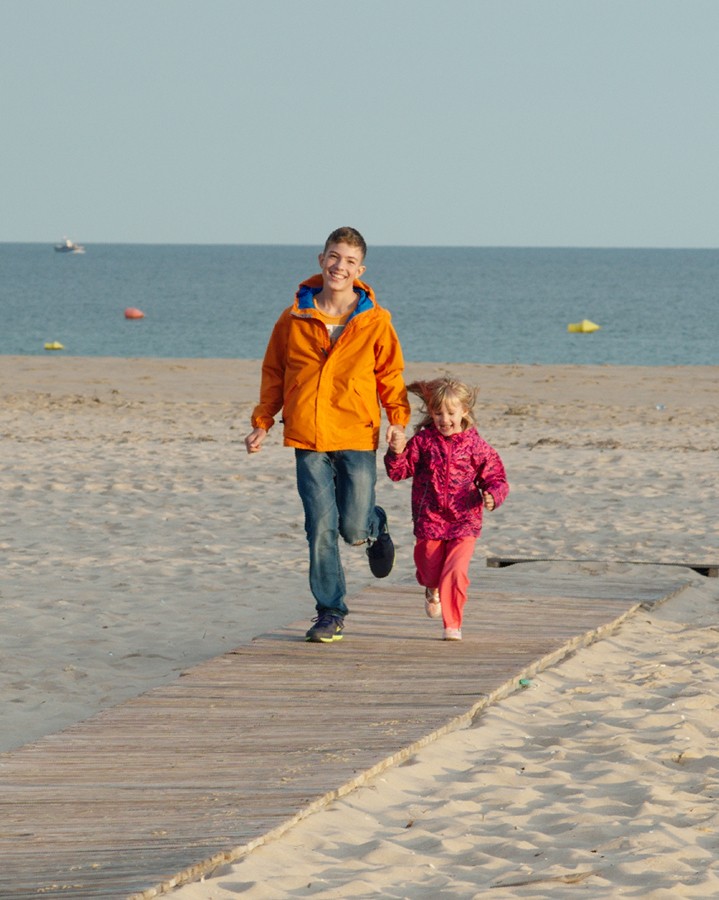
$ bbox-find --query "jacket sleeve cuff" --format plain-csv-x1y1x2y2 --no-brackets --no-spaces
251,415,274,431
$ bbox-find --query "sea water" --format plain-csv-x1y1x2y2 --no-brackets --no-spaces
1,243,717,365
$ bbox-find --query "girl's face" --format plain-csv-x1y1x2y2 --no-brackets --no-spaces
431,398,467,436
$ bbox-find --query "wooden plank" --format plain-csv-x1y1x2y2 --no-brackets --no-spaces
486,555,718,578
0,567,693,899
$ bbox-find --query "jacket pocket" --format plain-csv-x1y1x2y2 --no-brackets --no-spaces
350,378,379,427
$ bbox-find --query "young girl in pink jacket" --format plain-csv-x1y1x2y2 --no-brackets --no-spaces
384,377,509,640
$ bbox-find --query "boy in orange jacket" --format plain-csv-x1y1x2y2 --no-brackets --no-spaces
245,227,410,642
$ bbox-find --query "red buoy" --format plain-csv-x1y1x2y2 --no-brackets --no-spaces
124,307,145,319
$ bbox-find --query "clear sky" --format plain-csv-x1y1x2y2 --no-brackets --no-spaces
2,0,717,247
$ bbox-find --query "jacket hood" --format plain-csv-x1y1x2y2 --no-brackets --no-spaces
294,273,377,320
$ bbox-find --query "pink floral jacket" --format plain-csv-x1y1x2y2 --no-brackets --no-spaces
384,426,509,540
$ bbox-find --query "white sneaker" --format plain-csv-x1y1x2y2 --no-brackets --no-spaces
443,627,462,641
424,587,441,619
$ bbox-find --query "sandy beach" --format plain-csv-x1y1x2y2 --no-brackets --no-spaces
1,356,717,897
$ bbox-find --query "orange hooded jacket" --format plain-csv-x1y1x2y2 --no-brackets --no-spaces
251,274,410,451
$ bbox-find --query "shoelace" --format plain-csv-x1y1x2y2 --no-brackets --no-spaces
311,612,342,627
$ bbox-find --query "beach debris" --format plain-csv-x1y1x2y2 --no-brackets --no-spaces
518,678,532,688
491,869,600,888
124,307,145,319
567,319,601,333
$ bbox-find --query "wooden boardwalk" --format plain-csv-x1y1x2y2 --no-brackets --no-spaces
0,565,694,899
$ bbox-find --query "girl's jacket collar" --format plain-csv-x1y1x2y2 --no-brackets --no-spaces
424,425,478,443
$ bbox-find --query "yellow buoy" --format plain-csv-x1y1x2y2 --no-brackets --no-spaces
567,319,601,333
44,341,65,351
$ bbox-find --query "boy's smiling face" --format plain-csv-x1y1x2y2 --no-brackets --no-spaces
318,241,366,294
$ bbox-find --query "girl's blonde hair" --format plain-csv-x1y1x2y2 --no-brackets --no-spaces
406,377,478,434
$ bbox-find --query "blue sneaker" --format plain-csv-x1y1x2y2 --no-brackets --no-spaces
305,611,344,643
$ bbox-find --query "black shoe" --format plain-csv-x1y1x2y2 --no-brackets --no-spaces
305,611,345,643
367,531,395,578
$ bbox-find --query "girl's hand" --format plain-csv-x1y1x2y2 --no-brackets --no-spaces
386,424,407,454
483,491,495,511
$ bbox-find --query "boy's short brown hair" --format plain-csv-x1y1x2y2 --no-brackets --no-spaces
323,226,367,261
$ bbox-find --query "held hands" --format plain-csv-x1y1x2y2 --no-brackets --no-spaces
248,425,406,455
386,424,407,454
244,427,267,454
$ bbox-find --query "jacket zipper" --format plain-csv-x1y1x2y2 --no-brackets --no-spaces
443,440,453,510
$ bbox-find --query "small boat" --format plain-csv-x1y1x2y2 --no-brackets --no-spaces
54,237,85,254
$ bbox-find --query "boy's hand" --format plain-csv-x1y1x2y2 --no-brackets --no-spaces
245,427,267,454
386,424,407,454
483,491,495,511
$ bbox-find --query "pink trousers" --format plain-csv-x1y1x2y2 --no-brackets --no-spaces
414,536,477,630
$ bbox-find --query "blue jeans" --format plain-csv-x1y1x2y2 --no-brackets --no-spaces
295,449,386,617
